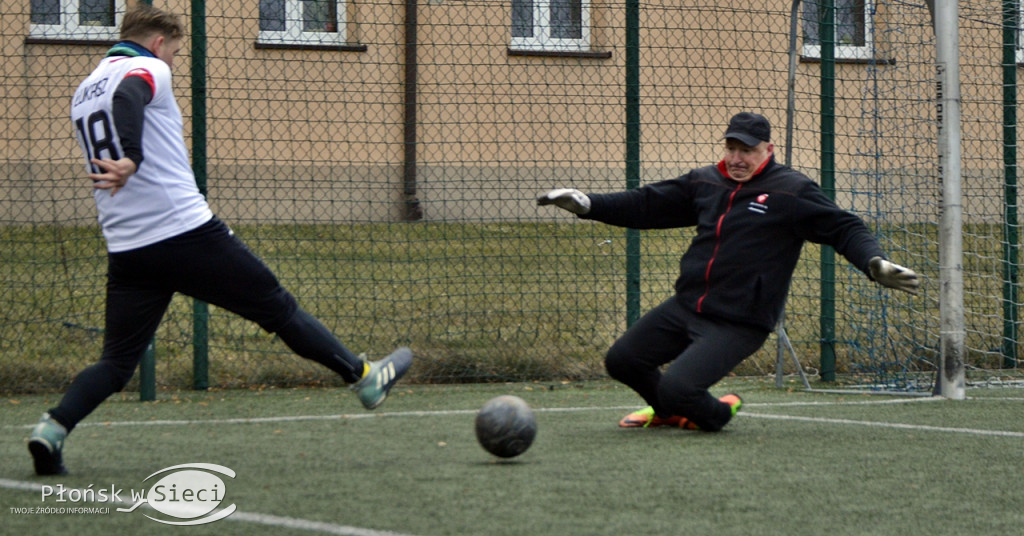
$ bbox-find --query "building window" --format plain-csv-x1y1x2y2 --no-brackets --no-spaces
30,0,123,40
259,0,346,45
802,0,872,60
510,0,590,52
1017,2,1024,65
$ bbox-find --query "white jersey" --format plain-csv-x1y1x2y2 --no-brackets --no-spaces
71,54,212,253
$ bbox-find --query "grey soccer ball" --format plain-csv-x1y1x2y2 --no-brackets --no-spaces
474,395,538,458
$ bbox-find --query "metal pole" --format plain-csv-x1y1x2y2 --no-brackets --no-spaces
777,0,812,390
402,0,423,221
934,0,965,398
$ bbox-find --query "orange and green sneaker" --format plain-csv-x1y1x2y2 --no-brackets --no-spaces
720,393,743,416
678,394,743,431
618,406,683,428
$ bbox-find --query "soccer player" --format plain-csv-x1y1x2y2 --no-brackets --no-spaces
27,4,412,476
538,112,919,432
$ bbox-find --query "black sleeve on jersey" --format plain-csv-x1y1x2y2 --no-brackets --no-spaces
111,75,154,168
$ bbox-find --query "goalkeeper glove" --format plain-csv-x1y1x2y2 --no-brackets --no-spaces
537,188,591,215
868,257,920,295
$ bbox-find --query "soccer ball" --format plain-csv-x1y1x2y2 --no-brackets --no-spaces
474,395,537,458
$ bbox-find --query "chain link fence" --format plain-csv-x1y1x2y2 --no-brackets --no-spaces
1,0,1020,394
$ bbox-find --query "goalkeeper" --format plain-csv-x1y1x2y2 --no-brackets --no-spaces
538,112,919,431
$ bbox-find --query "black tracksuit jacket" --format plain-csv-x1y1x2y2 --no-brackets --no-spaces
582,156,886,331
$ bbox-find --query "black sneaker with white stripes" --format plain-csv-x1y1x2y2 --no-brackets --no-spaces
28,413,69,476
352,347,413,409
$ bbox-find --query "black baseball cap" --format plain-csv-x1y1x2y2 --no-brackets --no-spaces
723,112,771,146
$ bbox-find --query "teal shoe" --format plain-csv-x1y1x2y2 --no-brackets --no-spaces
352,347,413,409
28,413,68,476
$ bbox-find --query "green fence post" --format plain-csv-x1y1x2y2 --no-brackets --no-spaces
191,0,210,390
129,0,157,401
193,300,209,390
139,338,156,401
1002,0,1019,368
819,0,838,382
624,0,641,327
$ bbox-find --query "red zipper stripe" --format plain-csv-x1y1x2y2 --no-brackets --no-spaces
697,183,743,312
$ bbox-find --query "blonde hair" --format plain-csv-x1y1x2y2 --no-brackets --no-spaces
120,4,185,41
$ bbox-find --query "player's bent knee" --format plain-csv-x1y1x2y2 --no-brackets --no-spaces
603,345,634,382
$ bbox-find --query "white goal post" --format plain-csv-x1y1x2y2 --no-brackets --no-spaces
932,0,967,399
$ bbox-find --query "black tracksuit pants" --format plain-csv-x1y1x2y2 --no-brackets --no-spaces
604,296,770,431
49,217,363,431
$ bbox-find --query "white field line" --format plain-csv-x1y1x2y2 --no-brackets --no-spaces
739,413,1024,438
0,477,417,536
3,397,937,430
0,394,1005,431
2,395,1018,441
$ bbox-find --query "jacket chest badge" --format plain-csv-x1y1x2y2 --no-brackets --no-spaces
748,193,769,214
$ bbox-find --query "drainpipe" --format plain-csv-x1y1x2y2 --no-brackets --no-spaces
402,0,423,221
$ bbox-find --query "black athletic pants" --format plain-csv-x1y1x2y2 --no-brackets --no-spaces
49,217,363,431
604,296,770,431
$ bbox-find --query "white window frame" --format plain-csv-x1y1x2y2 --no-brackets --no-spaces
801,0,873,61
258,0,347,46
510,0,591,53
29,0,125,41
1017,1,1024,65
